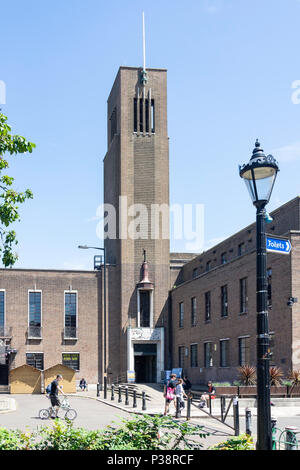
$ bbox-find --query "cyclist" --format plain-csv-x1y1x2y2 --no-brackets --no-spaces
49,374,66,418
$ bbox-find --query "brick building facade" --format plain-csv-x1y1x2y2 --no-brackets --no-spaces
0,65,300,389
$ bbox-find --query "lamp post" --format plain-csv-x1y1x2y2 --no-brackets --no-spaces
239,140,279,450
78,245,107,386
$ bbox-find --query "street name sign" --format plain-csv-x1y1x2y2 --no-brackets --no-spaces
266,237,291,255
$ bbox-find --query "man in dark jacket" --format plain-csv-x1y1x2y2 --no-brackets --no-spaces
49,374,66,418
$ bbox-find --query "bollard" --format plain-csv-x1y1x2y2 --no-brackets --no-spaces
186,394,191,421
175,396,181,418
125,386,129,405
285,426,298,450
133,389,137,408
111,384,115,401
209,395,212,415
233,396,240,436
118,385,122,403
104,376,107,400
142,391,146,411
245,407,252,436
271,417,277,450
97,383,100,397
220,396,226,422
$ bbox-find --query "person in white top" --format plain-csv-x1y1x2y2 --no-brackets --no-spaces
175,378,187,409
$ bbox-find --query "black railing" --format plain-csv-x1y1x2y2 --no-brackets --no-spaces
28,326,42,338
64,327,78,339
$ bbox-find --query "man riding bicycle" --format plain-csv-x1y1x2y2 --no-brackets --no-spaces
49,374,66,418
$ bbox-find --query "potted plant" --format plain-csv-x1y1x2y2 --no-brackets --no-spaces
287,370,300,397
269,366,286,397
237,365,257,397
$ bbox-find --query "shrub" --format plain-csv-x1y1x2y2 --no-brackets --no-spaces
0,415,209,451
237,365,256,385
269,366,284,386
209,434,254,451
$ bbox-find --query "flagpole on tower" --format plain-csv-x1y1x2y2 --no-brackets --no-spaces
141,12,147,85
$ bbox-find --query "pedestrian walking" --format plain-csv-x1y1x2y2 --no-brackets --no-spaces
163,373,177,415
175,378,187,410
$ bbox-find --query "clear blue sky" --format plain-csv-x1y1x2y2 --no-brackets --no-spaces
1,0,300,270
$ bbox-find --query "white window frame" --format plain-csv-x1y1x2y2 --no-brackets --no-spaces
62,352,80,371
64,290,78,339
28,289,42,338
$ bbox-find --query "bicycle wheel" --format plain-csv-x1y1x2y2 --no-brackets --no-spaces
39,408,50,420
65,408,77,420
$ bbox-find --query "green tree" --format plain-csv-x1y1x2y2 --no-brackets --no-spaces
0,112,35,266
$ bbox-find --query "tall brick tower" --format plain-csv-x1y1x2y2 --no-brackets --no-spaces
104,66,170,383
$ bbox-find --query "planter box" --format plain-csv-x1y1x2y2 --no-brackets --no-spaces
238,386,256,397
270,386,287,397
238,385,287,397
215,386,238,396
288,385,300,397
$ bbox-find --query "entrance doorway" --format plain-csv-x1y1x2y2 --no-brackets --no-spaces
134,344,157,383
0,364,8,385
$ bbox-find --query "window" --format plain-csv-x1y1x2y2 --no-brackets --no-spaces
179,302,184,328
133,98,138,132
26,353,44,370
134,98,155,134
206,261,211,272
240,278,248,313
204,342,213,368
238,337,250,366
221,252,227,264
220,340,229,367
28,291,42,338
178,346,185,369
205,292,211,322
62,353,80,371
238,243,245,256
110,107,117,142
140,290,150,327
221,285,228,318
190,344,198,367
267,268,272,309
191,297,197,326
65,292,77,338
192,268,198,279
0,291,5,334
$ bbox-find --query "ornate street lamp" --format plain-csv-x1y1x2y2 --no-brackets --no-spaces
239,140,279,451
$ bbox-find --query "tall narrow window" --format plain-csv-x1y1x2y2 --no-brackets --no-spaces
238,243,245,256
221,252,227,264
145,98,149,133
240,278,248,313
140,290,150,327
221,285,228,318
0,291,4,335
190,344,198,367
178,346,185,369
239,337,250,366
220,339,229,367
139,99,143,132
28,292,41,338
205,291,211,322
133,98,138,132
110,107,117,142
151,99,155,133
65,292,77,338
204,342,213,368
191,297,197,326
179,302,184,328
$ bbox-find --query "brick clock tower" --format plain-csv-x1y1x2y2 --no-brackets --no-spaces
104,66,170,383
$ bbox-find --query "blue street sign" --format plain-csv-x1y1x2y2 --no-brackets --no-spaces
266,237,291,255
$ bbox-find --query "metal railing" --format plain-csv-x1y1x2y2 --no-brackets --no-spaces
272,418,300,450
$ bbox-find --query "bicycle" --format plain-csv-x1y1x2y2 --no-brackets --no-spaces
39,395,77,421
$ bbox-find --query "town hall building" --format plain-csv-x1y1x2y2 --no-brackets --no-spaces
1,65,300,391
